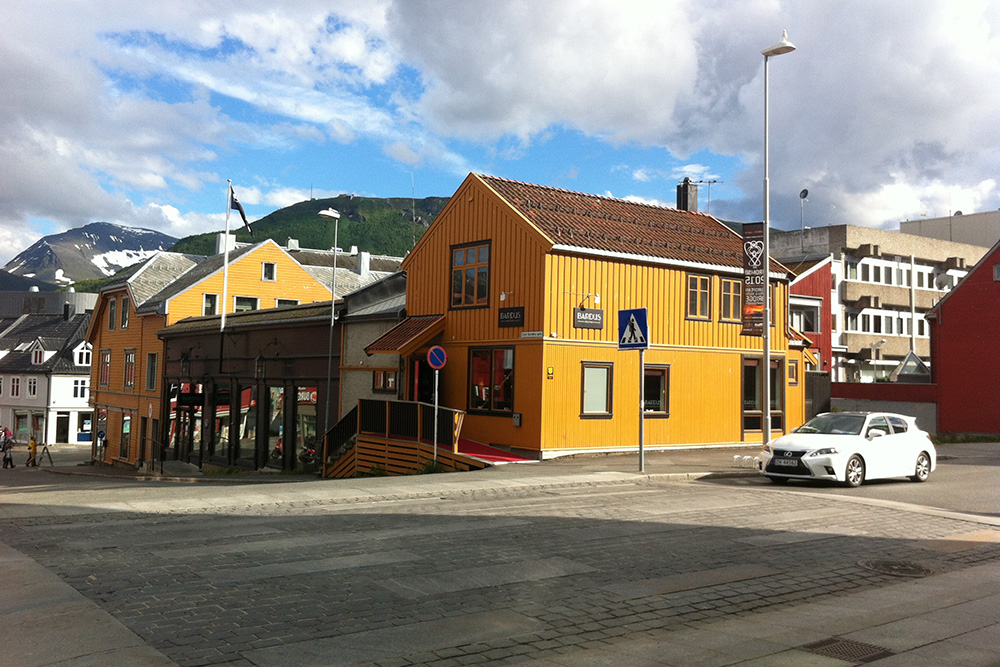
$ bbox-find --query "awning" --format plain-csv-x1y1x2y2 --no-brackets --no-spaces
364,314,445,357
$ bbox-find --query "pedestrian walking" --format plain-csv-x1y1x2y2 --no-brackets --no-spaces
26,436,37,467
1,438,13,468
2,426,11,448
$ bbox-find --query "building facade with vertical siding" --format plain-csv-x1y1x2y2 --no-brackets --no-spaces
367,174,807,458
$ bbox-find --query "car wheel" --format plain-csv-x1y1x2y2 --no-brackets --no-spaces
766,475,789,485
844,455,865,488
910,451,931,482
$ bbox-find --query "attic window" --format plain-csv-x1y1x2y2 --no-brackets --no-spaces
32,349,44,365
262,262,277,282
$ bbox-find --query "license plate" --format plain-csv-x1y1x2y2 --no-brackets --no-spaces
773,458,798,467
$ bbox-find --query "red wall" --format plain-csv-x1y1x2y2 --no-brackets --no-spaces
790,262,833,369
931,246,1000,434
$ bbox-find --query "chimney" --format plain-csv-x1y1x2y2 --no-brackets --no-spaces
676,177,698,212
358,251,371,278
216,233,236,254
63,303,74,320
350,245,359,255
287,238,300,251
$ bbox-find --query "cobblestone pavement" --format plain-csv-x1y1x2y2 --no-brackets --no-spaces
2,476,1000,666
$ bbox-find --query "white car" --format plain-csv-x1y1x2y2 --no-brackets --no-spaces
760,412,935,487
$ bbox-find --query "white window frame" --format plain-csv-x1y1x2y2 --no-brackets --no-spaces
234,296,259,312
262,262,277,281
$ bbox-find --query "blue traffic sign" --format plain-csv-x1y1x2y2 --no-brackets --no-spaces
427,345,448,370
618,308,649,350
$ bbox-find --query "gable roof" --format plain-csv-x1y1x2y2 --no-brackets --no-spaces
926,234,1000,319
0,312,91,375
476,174,783,274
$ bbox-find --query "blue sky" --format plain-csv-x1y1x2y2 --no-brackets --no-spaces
3,1,1000,264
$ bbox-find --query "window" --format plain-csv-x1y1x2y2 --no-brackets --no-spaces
848,313,858,331
861,264,869,282
234,296,259,312
108,299,116,330
121,295,129,329
32,348,44,364
124,350,136,388
204,294,219,316
872,265,881,283
887,416,909,433
0,377,4,397
790,306,819,333
643,366,670,416
742,358,783,432
918,319,926,336
373,370,397,393
10,377,20,398
73,379,88,399
262,262,277,281
917,271,925,288
276,299,299,307
76,346,91,366
120,414,131,458
686,274,711,320
27,377,37,398
861,314,870,332
468,346,514,412
872,315,882,334
788,360,799,386
994,265,1000,281
451,242,490,307
146,353,158,391
886,317,894,334
847,262,858,280
721,279,742,322
99,349,110,386
581,362,613,417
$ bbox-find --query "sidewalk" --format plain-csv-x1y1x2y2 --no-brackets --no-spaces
3,444,999,666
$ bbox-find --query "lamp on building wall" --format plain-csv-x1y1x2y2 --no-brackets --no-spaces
318,208,341,441
762,30,795,446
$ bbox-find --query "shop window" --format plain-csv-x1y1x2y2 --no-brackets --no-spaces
262,262,277,281
121,295,129,329
451,241,490,308
237,385,258,463
235,296,259,312
124,349,136,388
580,362,613,418
686,274,711,320
108,299,116,331
146,353,158,391
211,384,232,460
99,349,111,386
204,294,219,316
120,414,131,460
468,347,514,413
373,370,397,393
295,386,317,467
721,279,742,322
266,386,284,468
643,366,670,417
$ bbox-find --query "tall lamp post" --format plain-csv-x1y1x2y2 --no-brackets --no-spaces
318,208,341,444
762,30,795,447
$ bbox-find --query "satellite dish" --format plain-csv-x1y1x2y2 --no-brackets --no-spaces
954,210,963,216
799,189,809,199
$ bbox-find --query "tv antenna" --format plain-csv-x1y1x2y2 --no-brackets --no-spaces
695,180,722,214
799,189,809,230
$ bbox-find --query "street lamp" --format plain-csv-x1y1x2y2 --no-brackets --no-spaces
762,30,795,448
318,208,341,444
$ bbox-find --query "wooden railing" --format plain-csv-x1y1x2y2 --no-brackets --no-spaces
322,399,470,478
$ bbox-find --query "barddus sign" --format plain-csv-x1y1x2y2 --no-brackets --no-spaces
741,222,766,337
498,306,524,328
573,307,604,330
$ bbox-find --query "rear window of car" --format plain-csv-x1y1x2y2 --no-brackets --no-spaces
887,416,908,433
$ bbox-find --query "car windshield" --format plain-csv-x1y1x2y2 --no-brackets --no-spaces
794,414,866,436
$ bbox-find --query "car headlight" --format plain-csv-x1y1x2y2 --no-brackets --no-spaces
762,444,773,453
807,448,838,457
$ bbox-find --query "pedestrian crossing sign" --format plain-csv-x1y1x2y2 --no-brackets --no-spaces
618,308,649,350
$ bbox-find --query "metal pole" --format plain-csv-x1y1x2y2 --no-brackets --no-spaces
638,347,645,472
433,369,439,464
319,209,341,441
763,53,772,447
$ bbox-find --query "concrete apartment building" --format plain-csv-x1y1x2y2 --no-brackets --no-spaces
900,210,1000,247
771,225,988,382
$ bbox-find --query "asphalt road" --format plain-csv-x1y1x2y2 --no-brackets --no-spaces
707,442,1000,518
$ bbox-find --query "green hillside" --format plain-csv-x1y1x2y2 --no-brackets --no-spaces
169,195,449,257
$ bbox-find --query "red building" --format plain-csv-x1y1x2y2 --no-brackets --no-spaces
785,255,832,372
927,238,1000,434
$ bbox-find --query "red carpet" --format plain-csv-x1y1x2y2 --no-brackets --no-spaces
456,438,535,463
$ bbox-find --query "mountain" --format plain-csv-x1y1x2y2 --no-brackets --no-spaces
4,222,178,286
168,195,448,257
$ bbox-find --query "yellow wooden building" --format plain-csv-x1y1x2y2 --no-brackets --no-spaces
367,173,807,458
87,238,333,467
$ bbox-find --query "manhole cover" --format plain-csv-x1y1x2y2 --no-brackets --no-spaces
803,638,894,663
857,559,934,578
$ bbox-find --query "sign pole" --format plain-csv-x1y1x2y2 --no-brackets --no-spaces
639,347,645,473
433,368,439,464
